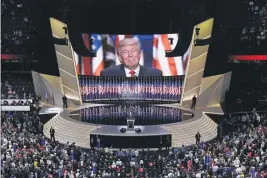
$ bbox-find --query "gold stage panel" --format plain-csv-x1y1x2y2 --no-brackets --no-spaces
180,18,231,115
196,71,232,115
49,18,82,104
181,18,214,103
32,71,64,106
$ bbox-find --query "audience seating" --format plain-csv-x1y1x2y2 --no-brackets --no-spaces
1,71,267,177
1,72,35,99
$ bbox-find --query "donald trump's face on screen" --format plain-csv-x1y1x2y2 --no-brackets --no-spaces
100,37,162,77
117,38,142,70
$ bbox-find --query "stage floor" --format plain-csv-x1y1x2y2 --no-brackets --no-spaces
39,106,63,115
43,101,219,148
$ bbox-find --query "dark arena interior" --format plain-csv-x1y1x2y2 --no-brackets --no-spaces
1,0,267,177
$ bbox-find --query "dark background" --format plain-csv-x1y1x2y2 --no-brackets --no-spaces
1,0,266,77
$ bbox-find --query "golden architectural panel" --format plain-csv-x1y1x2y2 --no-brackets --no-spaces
49,17,82,104
50,18,66,38
32,71,64,106
181,18,214,104
40,73,64,94
187,53,207,77
196,71,232,114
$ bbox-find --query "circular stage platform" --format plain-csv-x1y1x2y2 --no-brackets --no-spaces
43,102,218,149
69,104,193,125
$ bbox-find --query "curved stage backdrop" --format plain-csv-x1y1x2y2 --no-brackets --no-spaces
79,76,184,102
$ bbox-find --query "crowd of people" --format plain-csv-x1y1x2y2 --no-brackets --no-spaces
1,71,267,177
1,101,267,177
1,73,35,100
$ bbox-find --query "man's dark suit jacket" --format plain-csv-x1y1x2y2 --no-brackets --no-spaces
62,96,67,103
100,64,162,77
192,96,197,103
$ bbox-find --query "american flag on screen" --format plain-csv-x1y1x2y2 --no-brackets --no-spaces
91,34,104,76
73,34,91,75
74,34,107,76
75,34,117,75
152,34,187,76
183,46,191,73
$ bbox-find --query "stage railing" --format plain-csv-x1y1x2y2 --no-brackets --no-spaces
79,75,184,102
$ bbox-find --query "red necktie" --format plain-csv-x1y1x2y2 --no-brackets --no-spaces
129,70,135,77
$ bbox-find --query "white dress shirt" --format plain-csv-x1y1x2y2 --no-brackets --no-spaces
124,65,140,77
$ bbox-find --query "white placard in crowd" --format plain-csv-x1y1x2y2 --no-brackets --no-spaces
1,106,31,111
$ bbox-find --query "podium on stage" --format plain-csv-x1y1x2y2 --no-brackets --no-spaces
127,118,135,131
127,112,135,131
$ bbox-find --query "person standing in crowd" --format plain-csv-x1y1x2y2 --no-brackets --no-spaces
191,95,197,109
204,152,210,170
166,136,170,150
62,94,68,108
96,136,101,150
50,127,55,142
195,132,201,145
217,123,223,143
90,137,95,150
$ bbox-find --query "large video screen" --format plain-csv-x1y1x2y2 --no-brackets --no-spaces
74,34,190,76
